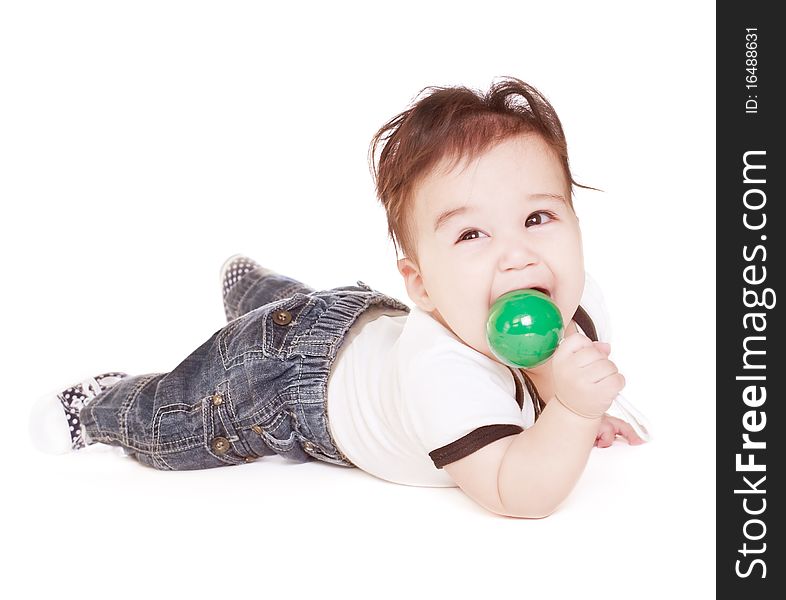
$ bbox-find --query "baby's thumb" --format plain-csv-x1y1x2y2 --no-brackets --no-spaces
594,341,611,355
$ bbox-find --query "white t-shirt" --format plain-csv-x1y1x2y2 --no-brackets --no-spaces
326,272,614,488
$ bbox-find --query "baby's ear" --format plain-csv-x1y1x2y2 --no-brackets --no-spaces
396,257,413,278
396,258,436,312
397,257,424,283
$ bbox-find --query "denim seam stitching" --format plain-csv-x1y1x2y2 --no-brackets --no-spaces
218,385,255,457
203,390,243,465
118,374,160,448
292,354,315,445
265,296,317,357
152,403,195,454
217,320,241,369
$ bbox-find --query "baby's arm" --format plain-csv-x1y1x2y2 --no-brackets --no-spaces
495,400,606,517
499,334,624,516
444,333,624,518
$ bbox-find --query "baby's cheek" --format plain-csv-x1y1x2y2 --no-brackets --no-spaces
443,307,507,365
452,320,495,362
473,326,506,365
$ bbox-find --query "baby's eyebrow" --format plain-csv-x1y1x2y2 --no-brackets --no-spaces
529,193,567,204
433,205,471,233
432,193,566,233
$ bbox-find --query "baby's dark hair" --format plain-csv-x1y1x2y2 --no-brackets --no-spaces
368,76,598,264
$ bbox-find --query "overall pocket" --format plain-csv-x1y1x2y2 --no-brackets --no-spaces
248,403,349,465
150,382,258,470
295,429,354,467
217,292,324,368
250,407,299,455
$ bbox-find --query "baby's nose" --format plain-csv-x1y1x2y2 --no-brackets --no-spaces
499,243,539,270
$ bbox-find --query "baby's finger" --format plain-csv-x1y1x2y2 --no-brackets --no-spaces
584,358,619,384
614,418,646,445
596,426,616,448
571,346,610,368
557,332,595,355
594,342,611,356
597,372,626,398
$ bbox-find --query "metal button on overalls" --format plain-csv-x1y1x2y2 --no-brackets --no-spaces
211,436,230,454
211,393,223,405
303,441,315,452
272,310,292,326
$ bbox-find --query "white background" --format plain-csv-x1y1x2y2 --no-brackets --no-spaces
1,1,715,598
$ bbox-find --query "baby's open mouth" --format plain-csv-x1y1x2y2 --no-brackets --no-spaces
493,286,552,306
531,287,551,297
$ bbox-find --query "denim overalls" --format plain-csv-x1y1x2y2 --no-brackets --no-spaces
80,268,411,471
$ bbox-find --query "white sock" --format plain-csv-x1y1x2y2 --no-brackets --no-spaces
28,392,74,455
30,373,127,455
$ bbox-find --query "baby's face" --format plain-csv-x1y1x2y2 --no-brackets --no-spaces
398,133,585,366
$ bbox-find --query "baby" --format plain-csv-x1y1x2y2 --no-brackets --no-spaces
29,76,648,518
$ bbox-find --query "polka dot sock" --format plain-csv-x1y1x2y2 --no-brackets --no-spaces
29,372,129,455
221,255,262,299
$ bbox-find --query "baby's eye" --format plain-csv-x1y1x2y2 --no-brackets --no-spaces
525,211,556,227
457,229,488,243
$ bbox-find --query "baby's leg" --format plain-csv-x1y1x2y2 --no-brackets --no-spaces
79,374,265,471
31,268,362,470
77,329,274,470
73,288,357,470
76,309,289,470
221,255,315,321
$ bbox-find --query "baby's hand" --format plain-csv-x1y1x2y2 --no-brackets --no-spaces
595,414,646,447
551,333,625,419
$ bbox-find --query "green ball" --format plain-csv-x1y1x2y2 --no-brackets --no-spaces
486,289,564,368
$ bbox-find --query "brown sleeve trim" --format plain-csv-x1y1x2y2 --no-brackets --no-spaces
572,305,598,342
428,424,524,469
510,366,525,411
